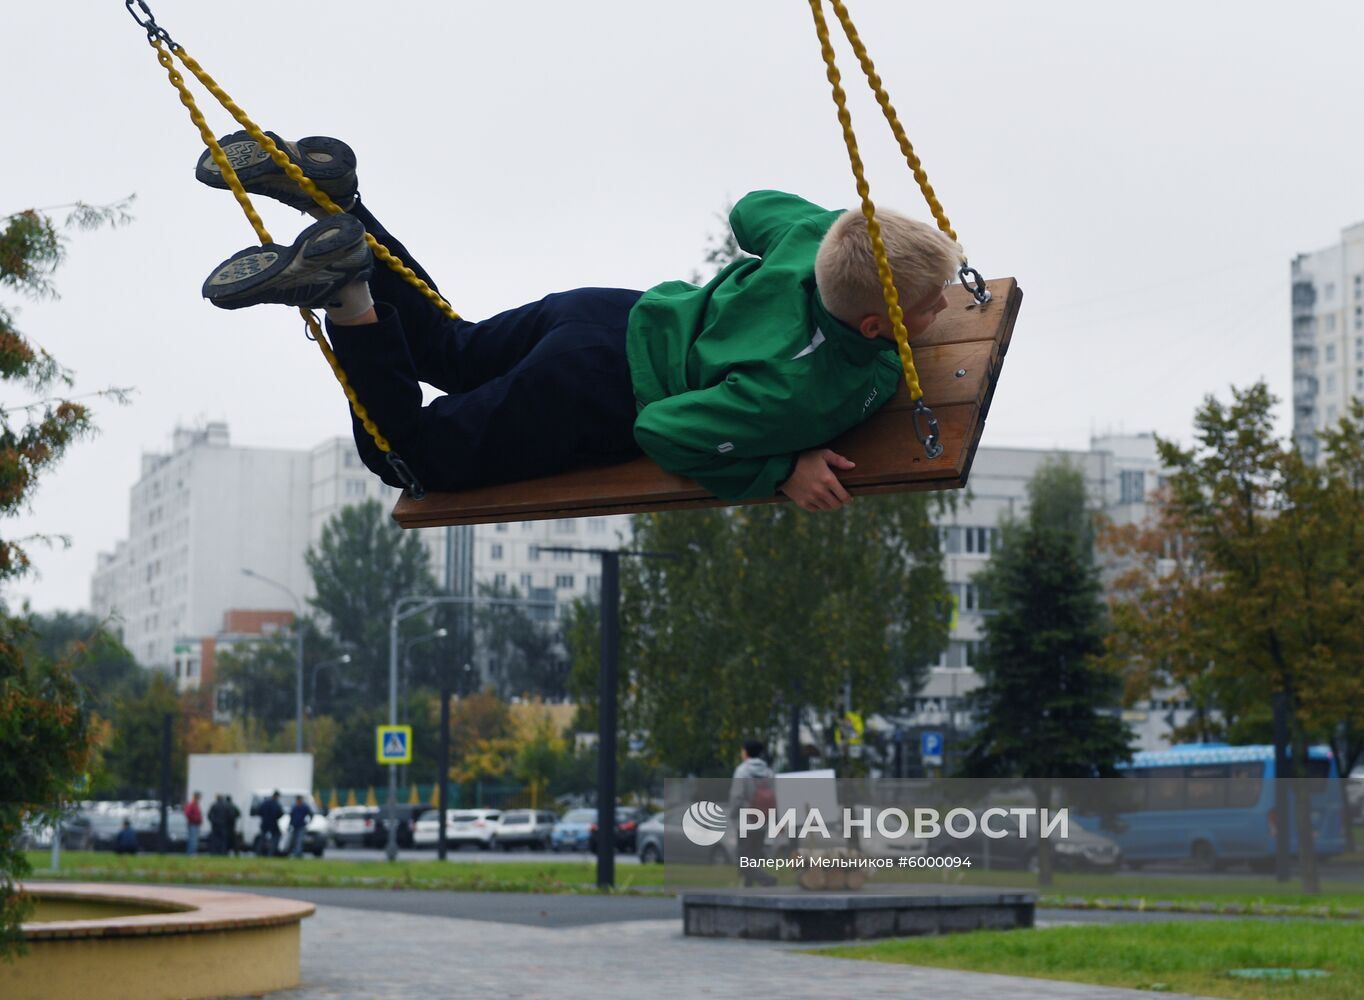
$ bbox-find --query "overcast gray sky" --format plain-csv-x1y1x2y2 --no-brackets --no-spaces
5,1,1362,613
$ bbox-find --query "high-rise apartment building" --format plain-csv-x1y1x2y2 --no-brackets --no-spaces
1291,222,1364,462
90,423,312,668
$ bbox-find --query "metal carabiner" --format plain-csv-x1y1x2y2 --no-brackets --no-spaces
912,399,945,460
957,263,992,307
386,451,426,501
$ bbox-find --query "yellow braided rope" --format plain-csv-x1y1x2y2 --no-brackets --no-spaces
827,0,962,256
147,37,396,454
807,0,922,401
169,47,462,325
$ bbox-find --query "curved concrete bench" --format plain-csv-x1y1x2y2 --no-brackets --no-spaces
3,882,314,1000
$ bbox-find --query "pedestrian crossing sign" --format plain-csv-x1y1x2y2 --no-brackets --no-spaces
376,725,413,765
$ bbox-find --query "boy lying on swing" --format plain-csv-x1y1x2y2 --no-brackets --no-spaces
199,132,959,512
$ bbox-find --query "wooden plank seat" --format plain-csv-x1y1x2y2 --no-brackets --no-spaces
393,277,1021,528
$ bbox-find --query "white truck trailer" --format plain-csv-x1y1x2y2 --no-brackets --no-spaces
185,753,324,855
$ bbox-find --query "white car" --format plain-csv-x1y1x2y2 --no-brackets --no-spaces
413,809,502,849
492,810,557,851
329,806,382,848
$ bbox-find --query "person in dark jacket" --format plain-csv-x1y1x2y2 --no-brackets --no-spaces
194,133,958,511
113,819,138,855
288,795,314,858
225,795,242,856
207,794,226,854
257,790,284,856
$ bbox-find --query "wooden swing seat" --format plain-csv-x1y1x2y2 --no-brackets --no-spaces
392,277,1020,528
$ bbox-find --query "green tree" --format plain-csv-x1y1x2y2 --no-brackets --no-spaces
476,582,567,699
601,495,948,776
305,499,438,706
214,637,297,734
1102,385,1364,890
1,200,129,956
961,461,1132,885
99,673,183,799
24,611,142,715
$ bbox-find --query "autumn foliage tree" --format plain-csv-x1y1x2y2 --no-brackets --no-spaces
1101,384,1364,892
1,200,130,955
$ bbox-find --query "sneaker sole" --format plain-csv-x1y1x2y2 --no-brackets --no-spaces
203,215,373,310
196,131,358,210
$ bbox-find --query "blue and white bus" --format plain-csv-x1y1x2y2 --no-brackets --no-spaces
1101,743,1345,870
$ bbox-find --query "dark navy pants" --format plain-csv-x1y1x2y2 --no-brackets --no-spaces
327,201,644,491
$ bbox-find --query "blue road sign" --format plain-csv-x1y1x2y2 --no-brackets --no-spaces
921,731,944,764
376,724,413,765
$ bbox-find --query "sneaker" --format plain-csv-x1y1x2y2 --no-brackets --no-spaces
195,131,358,211
202,214,373,310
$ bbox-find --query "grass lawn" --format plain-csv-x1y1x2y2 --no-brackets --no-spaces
22,853,1364,919
811,920,1363,999
867,867,1364,918
22,851,668,894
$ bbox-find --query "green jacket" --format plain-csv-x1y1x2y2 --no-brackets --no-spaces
626,190,904,500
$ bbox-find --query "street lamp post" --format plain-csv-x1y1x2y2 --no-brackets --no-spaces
538,547,671,890
309,653,352,715
400,628,447,788
242,567,305,754
385,594,555,862
401,627,449,713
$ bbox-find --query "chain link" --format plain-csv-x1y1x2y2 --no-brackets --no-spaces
124,0,178,49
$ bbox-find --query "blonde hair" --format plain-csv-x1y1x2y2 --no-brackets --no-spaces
814,208,961,324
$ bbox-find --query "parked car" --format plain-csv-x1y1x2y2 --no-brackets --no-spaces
551,808,597,852
129,804,189,852
329,806,384,847
925,812,1122,873
492,810,557,851
636,812,665,863
590,806,647,853
413,809,502,849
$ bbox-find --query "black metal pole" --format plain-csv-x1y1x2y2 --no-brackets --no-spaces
159,712,172,854
788,703,803,772
1272,691,1292,882
438,683,450,861
596,551,620,890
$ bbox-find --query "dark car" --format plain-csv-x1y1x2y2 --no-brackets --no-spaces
588,806,648,853
924,812,1121,873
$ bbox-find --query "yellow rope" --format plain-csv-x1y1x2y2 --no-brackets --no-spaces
147,37,396,455
807,0,922,402
169,47,462,324
827,0,962,255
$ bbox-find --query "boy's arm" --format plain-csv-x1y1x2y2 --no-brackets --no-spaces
635,377,856,508
729,190,835,258
634,380,800,501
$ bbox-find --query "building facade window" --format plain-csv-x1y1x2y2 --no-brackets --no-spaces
520,573,533,591
554,574,575,589
588,518,607,534
491,544,503,560
1119,469,1146,504
494,573,507,589
528,545,539,561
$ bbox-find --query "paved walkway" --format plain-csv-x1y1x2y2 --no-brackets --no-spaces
266,904,1219,1000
